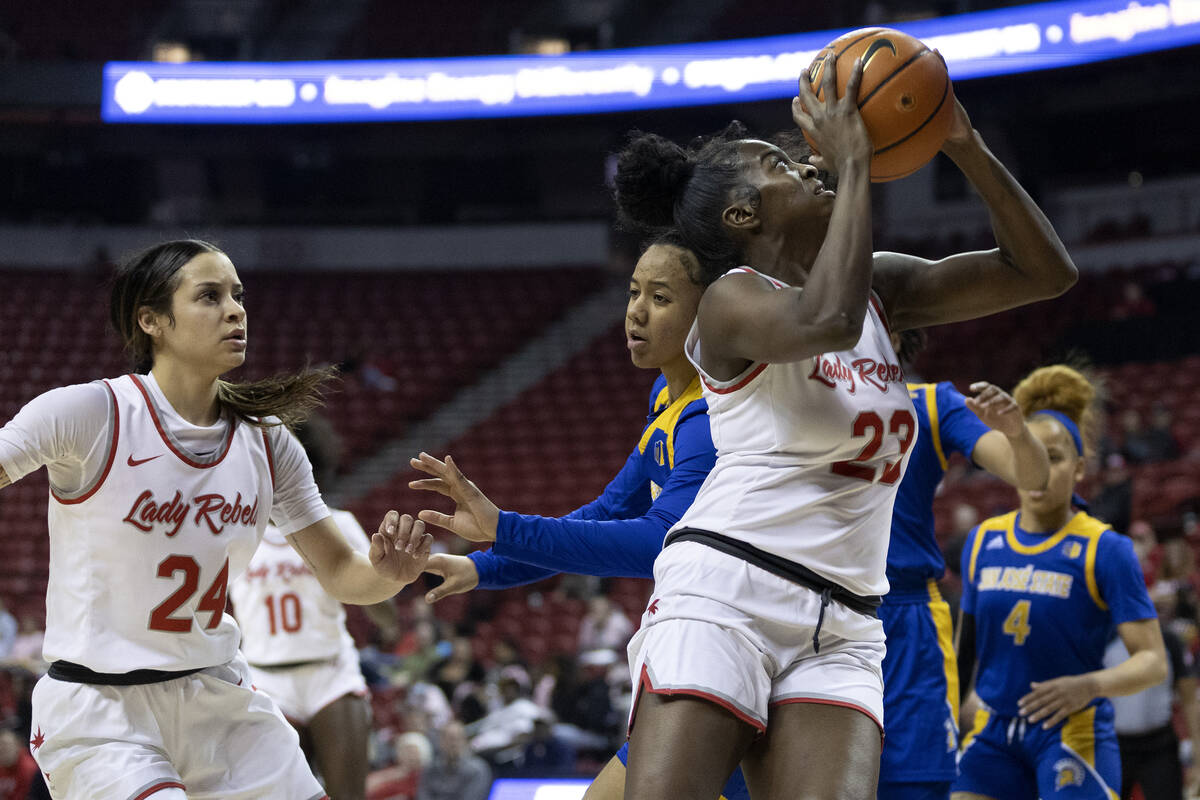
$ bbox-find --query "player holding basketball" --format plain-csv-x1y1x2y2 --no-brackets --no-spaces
881,330,1051,800
409,237,750,800
230,415,399,800
612,54,1076,798
954,365,1166,800
0,239,431,800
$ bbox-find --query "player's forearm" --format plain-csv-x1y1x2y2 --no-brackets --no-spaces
943,131,1076,298
1005,426,1049,490
314,550,411,605
1088,649,1168,698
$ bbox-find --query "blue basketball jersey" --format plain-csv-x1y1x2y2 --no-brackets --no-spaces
961,511,1156,717
887,382,991,590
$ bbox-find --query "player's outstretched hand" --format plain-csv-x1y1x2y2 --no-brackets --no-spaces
966,381,1025,438
792,54,872,174
1018,674,1098,729
370,510,433,586
422,553,480,604
408,452,500,543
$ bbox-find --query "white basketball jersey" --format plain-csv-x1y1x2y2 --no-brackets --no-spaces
43,375,276,673
672,267,917,597
231,509,371,665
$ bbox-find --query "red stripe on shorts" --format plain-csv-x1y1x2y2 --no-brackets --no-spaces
133,781,186,800
633,664,766,734
770,696,883,735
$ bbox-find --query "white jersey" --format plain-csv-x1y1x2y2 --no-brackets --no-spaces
0,373,330,673
671,267,916,597
232,509,372,665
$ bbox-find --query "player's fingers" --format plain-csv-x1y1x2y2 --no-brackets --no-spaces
791,97,815,130
405,518,426,554
423,554,448,577
370,531,394,564
414,451,450,475
797,66,820,104
417,509,456,532
843,56,864,103
820,53,840,107
379,509,399,537
426,578,466,604
408,478,452,497
416,532,433,558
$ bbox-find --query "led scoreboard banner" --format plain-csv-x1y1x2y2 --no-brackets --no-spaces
102,0,1200,123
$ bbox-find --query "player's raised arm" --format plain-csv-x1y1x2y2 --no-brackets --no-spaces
965,381,1049,491
873,99,1077,332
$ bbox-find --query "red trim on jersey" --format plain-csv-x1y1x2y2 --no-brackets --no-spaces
631,664,766,734
131,375,236,469
52,380,120,505
132,781,187,800
868,293,891,337
702,362,767,395
770,696,883,735
261,428,276,490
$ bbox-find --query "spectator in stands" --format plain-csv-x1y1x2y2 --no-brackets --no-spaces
522,717,577,772
467,675,550,758
366,731,433,800
1123,407,1180,464
1093,452,1134,533
576,595,634,656
1128,519,1164,589
1111,281,1157,320
398,620,445,685
0,724,45,800
1146,403,1181,462
0,603,15,661
1104,582,1200,800
429,635,486,724
417,721,491,800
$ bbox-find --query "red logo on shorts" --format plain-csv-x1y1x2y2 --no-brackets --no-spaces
29,727,45,752
647,599,660,615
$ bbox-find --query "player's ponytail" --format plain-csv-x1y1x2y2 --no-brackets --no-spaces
1012,364,1101,457
614,122,758,285
110,239,335,429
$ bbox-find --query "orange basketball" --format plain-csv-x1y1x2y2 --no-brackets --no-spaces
803,27,955,182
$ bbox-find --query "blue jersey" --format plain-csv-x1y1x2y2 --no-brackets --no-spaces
961,511,1156,717
886,382,991,591
469,374,714,587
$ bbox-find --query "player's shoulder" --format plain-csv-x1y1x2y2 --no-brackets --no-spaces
27,379,118,417
977,510,1019,533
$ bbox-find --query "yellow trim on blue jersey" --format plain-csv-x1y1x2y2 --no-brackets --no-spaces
1060,514,1113,611
928,579,960,729
970,512,1016,582
961,707,990,750
908,382,948,471
1004,511,1087,555
637,376,703,470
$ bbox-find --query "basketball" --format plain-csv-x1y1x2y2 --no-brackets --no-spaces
803,27,955,182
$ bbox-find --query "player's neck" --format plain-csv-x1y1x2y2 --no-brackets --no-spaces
661,359,696,404
149,363,222,426
1018,504,1073,534
743,231,819,287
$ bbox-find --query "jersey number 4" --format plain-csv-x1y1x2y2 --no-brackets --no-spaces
832,409,916,484
149,555,229,633
1003,600,1032,646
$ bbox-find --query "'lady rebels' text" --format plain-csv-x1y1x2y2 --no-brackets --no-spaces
122,490,259,537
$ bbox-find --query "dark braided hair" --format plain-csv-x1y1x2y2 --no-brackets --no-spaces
614,123,759,285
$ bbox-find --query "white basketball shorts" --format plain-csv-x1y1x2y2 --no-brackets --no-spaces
627,541,886,734
248,641,368,725
29,652,326,800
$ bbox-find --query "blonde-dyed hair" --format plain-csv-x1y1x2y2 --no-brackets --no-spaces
1012,364,1101,457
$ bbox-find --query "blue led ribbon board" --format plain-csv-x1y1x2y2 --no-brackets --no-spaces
102,0,1200,123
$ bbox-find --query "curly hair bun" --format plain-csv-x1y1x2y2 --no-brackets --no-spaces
1013,364,1098,451
614,133,694,229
